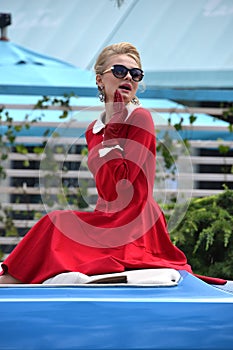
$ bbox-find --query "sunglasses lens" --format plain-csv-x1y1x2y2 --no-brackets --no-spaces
112,65,128,79
130,68,144,82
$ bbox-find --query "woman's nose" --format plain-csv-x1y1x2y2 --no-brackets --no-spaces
124,71,132,80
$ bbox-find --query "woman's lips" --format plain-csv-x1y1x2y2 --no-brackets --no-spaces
119,83,132,91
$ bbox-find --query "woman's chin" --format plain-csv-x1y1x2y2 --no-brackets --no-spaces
121,95,131,104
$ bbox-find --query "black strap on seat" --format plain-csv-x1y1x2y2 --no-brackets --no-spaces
87,275,127,284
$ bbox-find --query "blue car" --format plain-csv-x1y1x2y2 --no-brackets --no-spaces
0,270,233,350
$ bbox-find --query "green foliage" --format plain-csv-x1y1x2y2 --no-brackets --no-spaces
222,105,233,121
189,114,197,125
0,107,42,179
157,130,178,173
157,115,192,175
168,188,233,279
218,143,230,155
34,94,76,120
0,205,18,237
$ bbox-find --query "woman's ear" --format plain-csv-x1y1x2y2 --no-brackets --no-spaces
96,74,103,89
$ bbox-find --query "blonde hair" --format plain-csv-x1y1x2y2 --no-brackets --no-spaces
94,42,142,74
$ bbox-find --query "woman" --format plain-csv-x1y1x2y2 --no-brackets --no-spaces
0,42,226,285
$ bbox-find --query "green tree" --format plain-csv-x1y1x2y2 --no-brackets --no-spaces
168,187,233,279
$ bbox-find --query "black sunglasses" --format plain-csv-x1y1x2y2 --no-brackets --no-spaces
102,64,144,82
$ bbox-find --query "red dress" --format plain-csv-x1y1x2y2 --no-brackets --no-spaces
0,106,225,284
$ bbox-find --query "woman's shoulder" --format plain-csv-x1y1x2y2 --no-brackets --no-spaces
85,121,97,147
127,106,154,131
85,120,100,139
86,120,96,132
129,106,153,120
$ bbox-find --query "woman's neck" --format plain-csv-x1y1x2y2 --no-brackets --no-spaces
104,103,114,124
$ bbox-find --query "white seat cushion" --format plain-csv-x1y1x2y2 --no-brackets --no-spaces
43,268,181,286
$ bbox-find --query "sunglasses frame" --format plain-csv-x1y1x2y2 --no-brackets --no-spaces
102,64,144,82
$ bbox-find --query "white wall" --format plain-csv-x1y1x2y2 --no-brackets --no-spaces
1,0,233,72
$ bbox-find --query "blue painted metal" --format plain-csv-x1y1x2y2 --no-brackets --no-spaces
0,271,233,350
138,88,233,102
1,41,232,102
0,41,96,97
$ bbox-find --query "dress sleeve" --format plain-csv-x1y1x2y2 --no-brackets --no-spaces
94,108,156,187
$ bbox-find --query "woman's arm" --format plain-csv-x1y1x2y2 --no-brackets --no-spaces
95,108,156,187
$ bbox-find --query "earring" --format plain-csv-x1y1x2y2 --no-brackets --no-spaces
98,86,105,103
131,96,140,105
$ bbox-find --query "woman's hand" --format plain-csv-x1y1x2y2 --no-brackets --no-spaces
103,90,128,147
112,89,127,122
